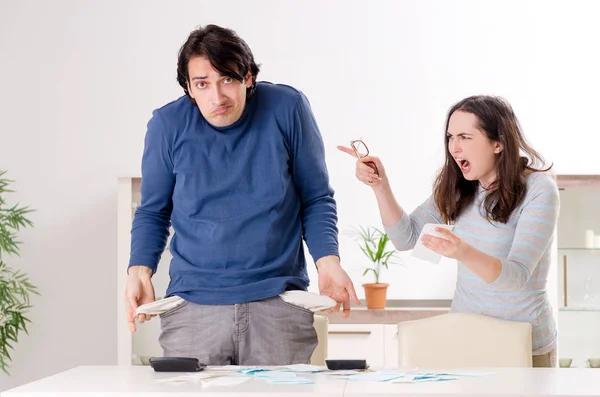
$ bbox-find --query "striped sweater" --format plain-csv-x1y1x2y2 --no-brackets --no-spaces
384,172,559,355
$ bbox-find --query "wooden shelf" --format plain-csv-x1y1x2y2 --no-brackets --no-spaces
558,248,600,251
557,175,600,190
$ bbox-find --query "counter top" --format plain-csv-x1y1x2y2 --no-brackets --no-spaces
322,307,450,324
559,306,600,312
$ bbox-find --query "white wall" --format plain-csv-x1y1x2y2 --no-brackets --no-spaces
1,0,599,389
557,189,600,249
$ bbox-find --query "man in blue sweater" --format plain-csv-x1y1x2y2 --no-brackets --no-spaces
125,24,359,365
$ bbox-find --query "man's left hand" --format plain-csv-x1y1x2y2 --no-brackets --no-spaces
316,255,360,317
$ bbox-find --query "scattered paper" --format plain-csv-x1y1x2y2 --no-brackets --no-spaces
262,377,315,384
282,364,326,373
317,370,361,376
436,371,495,377
155,367,492,386
404,374,457,382
203,377,251,387
233,366,319,384
238,367,271,375
340,370,492,383
254,371,298,379
344,372,405,382
188,373,224,380
155,373,223,384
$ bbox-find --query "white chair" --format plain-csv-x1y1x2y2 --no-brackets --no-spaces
397,312,532,368
310,315,328,366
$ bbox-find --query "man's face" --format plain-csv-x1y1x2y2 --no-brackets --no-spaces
187,56,252,127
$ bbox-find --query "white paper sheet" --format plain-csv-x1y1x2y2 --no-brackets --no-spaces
203,376,251,387
411,223,455,264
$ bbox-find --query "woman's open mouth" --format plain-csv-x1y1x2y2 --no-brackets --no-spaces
456,158,471,172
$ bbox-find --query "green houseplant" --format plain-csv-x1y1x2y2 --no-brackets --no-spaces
356,226,398,309
0,171,38,374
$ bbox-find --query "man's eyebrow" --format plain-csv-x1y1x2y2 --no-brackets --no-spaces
191,76,208,81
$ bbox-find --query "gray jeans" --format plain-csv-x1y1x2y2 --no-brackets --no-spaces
158,295,318,365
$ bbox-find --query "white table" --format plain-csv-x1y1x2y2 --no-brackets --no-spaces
2,366,600,397
0,366,345,397
345,367,600,397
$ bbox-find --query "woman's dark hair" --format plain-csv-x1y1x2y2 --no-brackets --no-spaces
433,95,551,224
177,24,260,102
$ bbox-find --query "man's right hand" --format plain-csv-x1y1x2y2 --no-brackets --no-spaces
125,265,155,332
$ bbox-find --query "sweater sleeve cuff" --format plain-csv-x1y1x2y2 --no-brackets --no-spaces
127,260,157,275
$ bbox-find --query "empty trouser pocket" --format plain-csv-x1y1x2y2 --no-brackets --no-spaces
278,290,337,312
135,296,186,316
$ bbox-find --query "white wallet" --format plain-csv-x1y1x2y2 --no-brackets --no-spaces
135,291,337,316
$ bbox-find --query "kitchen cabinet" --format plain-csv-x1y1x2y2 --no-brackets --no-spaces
555,175,600,367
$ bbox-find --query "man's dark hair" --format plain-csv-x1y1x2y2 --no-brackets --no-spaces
177,25,261,103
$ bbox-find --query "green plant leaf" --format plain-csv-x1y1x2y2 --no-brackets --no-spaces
3,344,11,361
355,225,398,284
0,171,37,375
364,242,375,261
375,233,386,260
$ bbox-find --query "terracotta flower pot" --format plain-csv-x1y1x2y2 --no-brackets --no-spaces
362,283,389,309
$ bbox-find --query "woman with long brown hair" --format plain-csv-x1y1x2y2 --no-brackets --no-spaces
338,95,559,367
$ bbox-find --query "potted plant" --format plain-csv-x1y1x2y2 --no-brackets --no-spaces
356,226,398,309
0,170,38,374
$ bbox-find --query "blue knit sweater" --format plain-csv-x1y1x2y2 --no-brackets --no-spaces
129,82,338,304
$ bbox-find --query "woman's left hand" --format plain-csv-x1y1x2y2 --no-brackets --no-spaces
421,227,470,261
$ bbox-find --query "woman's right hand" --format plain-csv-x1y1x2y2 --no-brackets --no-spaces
337,145,387,189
